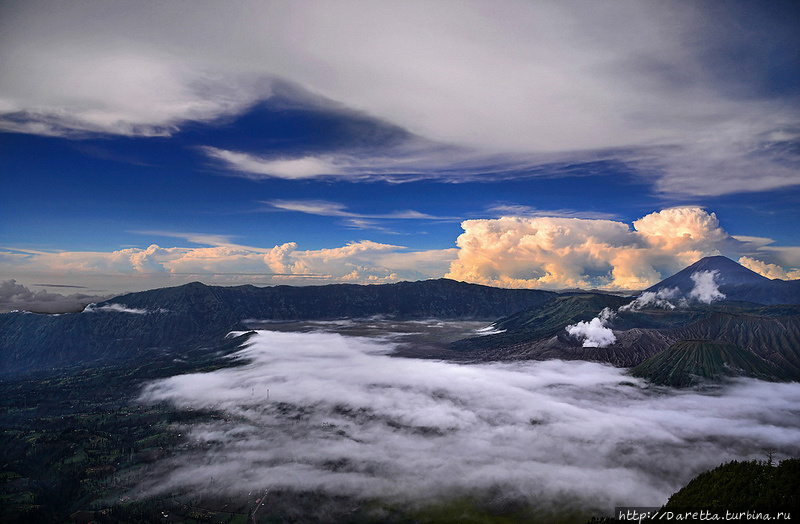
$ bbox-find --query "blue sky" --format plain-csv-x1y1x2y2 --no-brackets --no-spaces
1,0,799,295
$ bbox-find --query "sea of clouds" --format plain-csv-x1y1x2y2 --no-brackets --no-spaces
136,326,800,515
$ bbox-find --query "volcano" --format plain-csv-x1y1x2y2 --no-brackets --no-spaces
645,255,800,305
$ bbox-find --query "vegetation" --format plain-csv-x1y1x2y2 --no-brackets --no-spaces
586,458,800,523
664,458,800,509
0,335,248,523
453,293,800,380
630,339,790,387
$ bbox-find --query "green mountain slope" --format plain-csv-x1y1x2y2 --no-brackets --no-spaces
665,308,800,378
454,293,630,351
630,340,789,387
452,295,800,381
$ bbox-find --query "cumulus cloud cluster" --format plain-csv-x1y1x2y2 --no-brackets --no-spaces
446,207,776,290
136,328,800,515
1,1,798,195
739,256,800,281
3,207,798,293
0,240,456,294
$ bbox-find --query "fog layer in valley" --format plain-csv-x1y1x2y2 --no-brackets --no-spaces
137,323,800,514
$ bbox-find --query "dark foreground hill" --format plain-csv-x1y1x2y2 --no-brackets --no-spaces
663,458,800,511
589,458,800,522
0,279,554,378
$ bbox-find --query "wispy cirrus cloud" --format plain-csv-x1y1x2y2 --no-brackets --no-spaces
264,200,455,234
485,204,620,221
203,148,341,180
202,144,582,183
2,1,798,196
266,200,446,220
131,231,246,248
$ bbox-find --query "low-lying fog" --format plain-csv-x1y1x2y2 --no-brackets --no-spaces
137,321,800,515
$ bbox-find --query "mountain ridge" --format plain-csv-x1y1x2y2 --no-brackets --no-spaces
2,257,798,383
449,256,800,383
0,278,554,378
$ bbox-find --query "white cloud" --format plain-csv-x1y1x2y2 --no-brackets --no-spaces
485,205,619,221
446,207,739,290
4,208,799,293
0,240,456,294
203,144,567,183
266,200,440,220
632,207,729,252
739,256,800,280
204,148,339,179
0,48,260,137
135,328,800,513
445,206,800,290
83,303,151,314
1,1,798,194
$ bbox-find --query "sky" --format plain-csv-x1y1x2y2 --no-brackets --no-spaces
1,0,799,297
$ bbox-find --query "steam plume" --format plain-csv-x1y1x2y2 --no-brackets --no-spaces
688,270,726,304
565,307,617,348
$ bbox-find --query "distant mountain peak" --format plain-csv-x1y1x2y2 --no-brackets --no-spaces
647,255,769,293
644,255,799,305
680,256,768,284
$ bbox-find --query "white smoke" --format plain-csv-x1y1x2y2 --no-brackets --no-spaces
135,328,800,515
572,269,724,347
565,307,617,348
619,287,683,312
688,270,726,304
83,303,160,314
473,325,507,336
566,268,726,348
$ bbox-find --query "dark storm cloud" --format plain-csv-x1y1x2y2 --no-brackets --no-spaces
0,279,111,313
